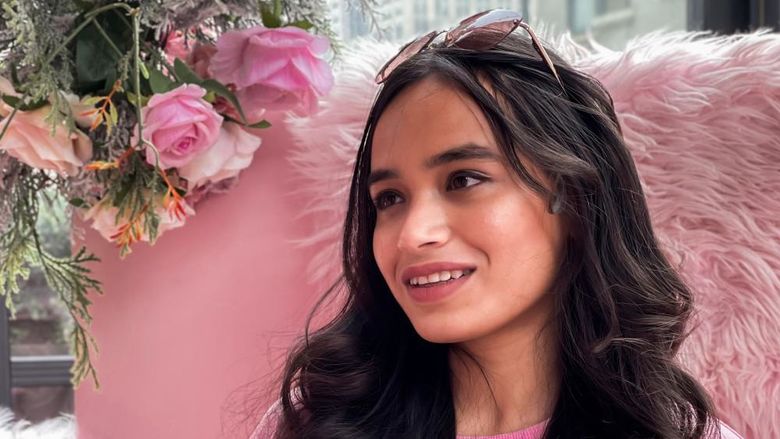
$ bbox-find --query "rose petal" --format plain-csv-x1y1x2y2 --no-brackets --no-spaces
291,56,334,95
178,121,261,189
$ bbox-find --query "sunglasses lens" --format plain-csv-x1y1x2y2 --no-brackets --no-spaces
467,9,522,28
376,31,438,83
453,20,518,50
449,8,521,49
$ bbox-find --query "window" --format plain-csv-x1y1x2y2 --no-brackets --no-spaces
414,1,429,33
0,194,74,421
456,0,470,18
568,0,595,34
596,0,630,15
436,0,449,16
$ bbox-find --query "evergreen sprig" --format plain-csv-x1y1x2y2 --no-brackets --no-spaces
36,246,103,387
0,172,103,386
0,209,35,313
0,0,379,390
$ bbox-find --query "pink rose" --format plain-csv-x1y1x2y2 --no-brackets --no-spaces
187,42,217,79
209,26,334,116
164,30,191,64
0,76,17,114
141,84,222,169
177,121,262,189
67,93,102,128
82,199,195,244
1,77,92,176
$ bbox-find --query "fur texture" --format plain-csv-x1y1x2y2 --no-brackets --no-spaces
285,32,780,438
0,407,74,438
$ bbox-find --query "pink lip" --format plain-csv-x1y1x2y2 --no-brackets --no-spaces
400,262,476,285
402,262,476,304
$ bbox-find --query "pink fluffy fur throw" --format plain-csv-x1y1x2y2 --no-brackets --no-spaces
285,31,780,438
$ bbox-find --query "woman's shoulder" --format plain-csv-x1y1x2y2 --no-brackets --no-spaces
250,387,304,439
250,399,282,439
714,419,743,439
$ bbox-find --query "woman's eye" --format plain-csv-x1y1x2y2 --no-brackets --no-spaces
373,191,403,210
448,172,485,191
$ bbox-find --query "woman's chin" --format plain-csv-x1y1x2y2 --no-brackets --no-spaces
411,321,474,345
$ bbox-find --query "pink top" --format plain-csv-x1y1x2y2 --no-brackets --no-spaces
455,419,549,439
252,404,743,439
454,418,743,439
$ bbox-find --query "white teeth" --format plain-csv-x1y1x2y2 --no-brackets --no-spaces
409,269,473,286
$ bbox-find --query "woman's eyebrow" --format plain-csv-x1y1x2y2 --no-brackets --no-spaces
425,143,502,167
368,143,501,188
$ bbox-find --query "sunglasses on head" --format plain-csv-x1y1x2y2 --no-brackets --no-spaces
375,9,564,91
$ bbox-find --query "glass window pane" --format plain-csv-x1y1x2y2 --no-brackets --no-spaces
332,0,688,51
9,193,72,357
11,385,74,423
9,267,72,356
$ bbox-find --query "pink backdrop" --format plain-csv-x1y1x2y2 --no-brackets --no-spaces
73,111,331,439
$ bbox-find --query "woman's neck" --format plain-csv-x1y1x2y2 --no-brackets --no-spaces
450,301,559,436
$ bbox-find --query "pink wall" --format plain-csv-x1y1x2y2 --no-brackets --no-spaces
74,112,335,438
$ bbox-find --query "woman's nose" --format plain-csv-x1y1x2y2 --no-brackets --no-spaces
396,198,450,251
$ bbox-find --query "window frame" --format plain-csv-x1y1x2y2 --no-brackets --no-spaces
1,307,10,406
688,0,779,32
0,308,74,409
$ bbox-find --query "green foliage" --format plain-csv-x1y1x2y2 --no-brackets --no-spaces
74,12,133,94
148,67,177,94
201,79,249,123
0,95,48,112
0,175,102,387
0,0,362,390
171,58,252,124
38,247,102,386
173,58,202,84
36,188,71,258
0,217,34,313
260,0,283,28
248,119,272,129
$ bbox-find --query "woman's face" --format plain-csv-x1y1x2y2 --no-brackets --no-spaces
369,77,566,344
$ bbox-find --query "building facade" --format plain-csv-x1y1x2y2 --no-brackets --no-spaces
329,0,688,50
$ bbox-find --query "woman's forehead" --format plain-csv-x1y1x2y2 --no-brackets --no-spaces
370,77,498,165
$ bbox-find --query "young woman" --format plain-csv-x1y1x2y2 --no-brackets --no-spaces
254,9,743,439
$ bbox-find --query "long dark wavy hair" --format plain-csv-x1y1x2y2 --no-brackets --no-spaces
268,32,721,438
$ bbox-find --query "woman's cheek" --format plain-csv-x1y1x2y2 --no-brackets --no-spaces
372,228,396,283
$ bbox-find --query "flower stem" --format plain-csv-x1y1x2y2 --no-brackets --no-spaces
91,20,125,59
44,3,134,70
0,107,18,141
128,9,161,169
131,8,144,148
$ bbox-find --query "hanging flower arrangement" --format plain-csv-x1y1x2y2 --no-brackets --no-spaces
0,0,341,387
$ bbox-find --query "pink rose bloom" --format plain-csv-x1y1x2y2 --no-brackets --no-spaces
209,26,334,116
141,84,222,169
67,93,102,128
0,76,18,114
82,199,195,244
187,42,217,79
178,121,262,189
1,77,92,176
164,30,191,64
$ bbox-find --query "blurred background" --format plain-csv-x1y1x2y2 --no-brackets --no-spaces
1,0,777,426
330,0,779,48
